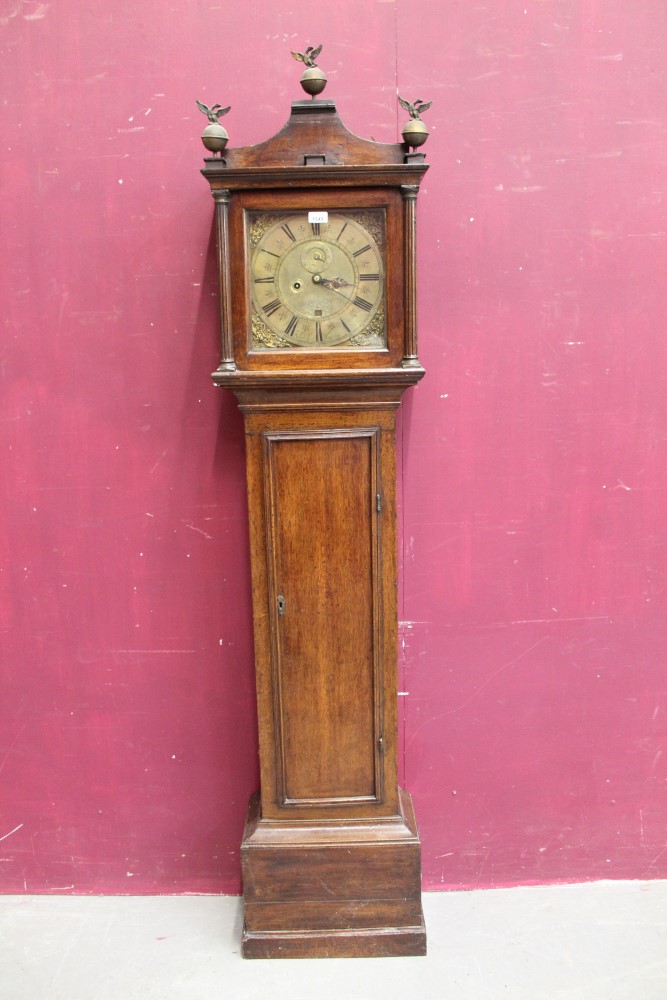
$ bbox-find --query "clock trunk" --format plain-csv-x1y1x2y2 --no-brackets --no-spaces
239,399,423,957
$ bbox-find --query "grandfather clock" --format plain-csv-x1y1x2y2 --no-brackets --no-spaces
197,47,430,959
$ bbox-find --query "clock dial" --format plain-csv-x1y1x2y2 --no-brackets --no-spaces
248,210,386,349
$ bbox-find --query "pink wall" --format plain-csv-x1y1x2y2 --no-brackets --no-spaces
2,2,665,894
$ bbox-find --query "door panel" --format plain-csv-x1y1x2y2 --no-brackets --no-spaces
264,429,383,807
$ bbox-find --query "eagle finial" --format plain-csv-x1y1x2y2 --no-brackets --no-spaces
196,100,231,125
398,96,432,152
195,100,231,156
398,97,432,122
291,44,322,69
291,44,327,97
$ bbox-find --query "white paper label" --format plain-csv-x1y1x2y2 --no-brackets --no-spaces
308,211,329,224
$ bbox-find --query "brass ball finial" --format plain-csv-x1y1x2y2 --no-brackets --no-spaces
291,44,327,97
398,96,432,150
196,100,231,156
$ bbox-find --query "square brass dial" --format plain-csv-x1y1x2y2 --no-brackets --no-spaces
247,208,387,351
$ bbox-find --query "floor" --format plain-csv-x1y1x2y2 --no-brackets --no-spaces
1,881,666,999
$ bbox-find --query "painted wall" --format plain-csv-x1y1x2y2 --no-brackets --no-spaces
1,1,665,893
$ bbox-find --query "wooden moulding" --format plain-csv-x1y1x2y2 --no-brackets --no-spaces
211,367,425,394
241,788,426,959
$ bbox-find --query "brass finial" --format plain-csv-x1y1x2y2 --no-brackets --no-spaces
398,96,432,150
196,100,231,156
292,44,327,97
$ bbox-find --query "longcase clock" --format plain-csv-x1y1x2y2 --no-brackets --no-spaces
197,48,431,959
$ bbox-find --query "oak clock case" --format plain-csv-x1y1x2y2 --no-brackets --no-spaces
198,54,430,959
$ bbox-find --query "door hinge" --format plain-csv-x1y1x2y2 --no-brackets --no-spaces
376,493,382,513
277,594,285,616
377,735,384,754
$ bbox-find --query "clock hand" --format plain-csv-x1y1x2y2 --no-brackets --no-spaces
312,274,354,299
319,275,352,289
311,273,375,319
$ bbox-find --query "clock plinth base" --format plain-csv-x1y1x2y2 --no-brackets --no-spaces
242,918,426,960
240,789,426,959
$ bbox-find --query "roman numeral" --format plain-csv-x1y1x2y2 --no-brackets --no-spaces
262,298,281,316
353,244,371,258
359,273,380,281
353,296,373,313
340,318,351,333
336,222,348,241
254,276,274,283
315,321,323,342
285,315,299,337
310,221,321,236
261,248,280,258
281,224,296,242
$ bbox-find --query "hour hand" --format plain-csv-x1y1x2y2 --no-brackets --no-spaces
330,276,352,289
314,275,352,290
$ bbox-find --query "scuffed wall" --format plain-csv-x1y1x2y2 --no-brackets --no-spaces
1,1,665,892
